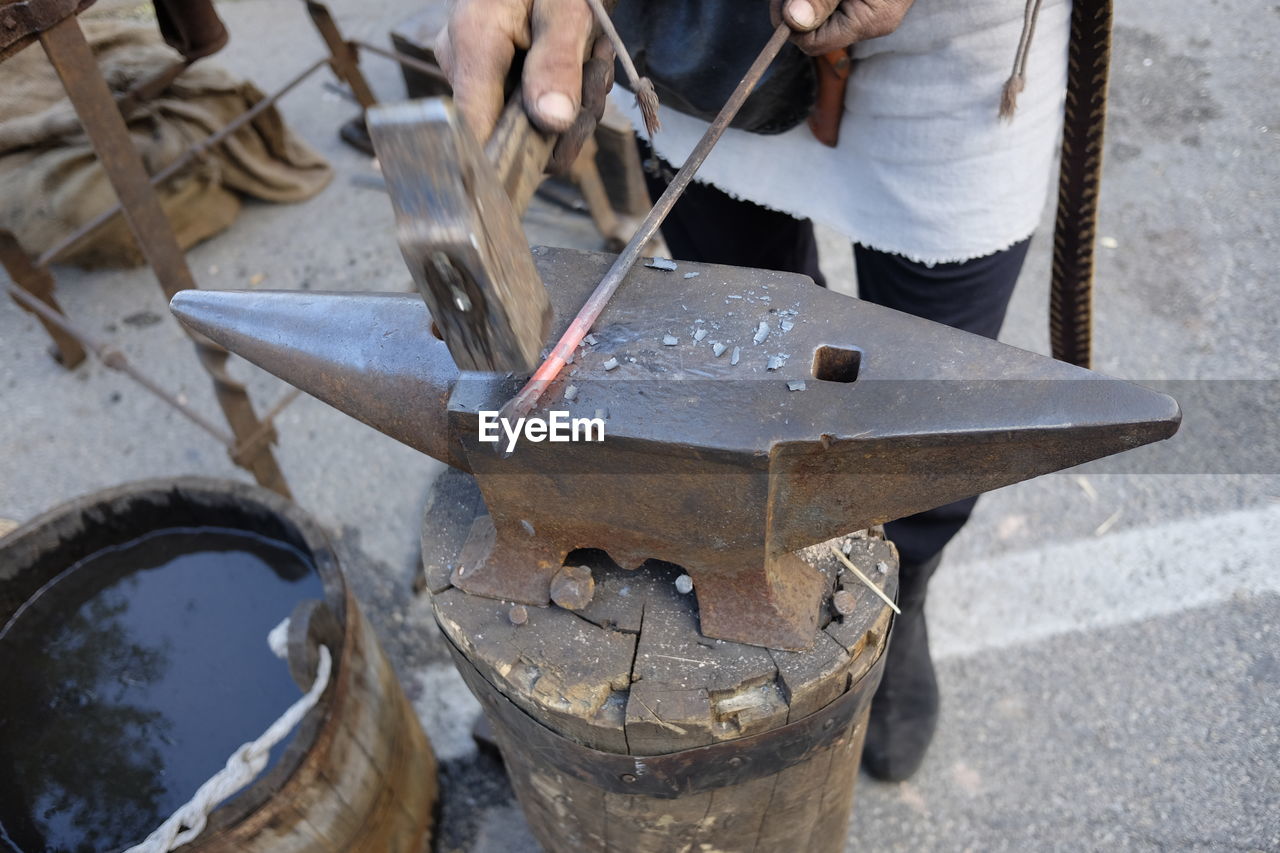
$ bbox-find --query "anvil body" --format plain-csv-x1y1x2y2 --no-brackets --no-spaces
172,248,1180,649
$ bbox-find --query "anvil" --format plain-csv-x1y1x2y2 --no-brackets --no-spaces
171,248,1180,650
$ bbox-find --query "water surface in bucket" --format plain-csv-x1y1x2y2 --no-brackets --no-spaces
0,527,325,853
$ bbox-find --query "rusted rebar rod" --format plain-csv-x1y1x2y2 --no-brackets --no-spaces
0,230,86,367
230,388,304,465
6,281,236,445
350,39,448,84
7,277,304,462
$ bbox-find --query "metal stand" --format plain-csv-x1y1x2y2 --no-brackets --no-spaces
36,15,291,495
2,0,653,497
1,1,378,497
1,230,86,368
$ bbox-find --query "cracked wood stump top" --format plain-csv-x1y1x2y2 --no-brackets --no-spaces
420,467,898,756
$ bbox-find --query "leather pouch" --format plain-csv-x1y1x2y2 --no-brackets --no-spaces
152,0,228,60
808,48,852,147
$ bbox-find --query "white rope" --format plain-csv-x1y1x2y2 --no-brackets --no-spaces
126,618,333,853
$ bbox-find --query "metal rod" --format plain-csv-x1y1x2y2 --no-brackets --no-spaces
350,40,449,83
500,23,792,422
36,56,330,268
115,57,195,116
39,15,291,496
0,230,86,367
830,545,901,615
230,388,303,463
583,0,659,136
585,0,641,90
5,281,237,446
306,0,379,109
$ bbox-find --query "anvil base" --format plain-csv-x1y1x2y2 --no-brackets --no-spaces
453,515,827,651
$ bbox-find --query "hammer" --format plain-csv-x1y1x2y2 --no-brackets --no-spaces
367,1,624,374
368,98,557,373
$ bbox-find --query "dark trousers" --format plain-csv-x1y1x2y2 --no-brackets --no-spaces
645,168,1030,582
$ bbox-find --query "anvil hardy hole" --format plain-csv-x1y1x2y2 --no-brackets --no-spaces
812,345,861,383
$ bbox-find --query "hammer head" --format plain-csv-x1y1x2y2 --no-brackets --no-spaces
368,100,552,372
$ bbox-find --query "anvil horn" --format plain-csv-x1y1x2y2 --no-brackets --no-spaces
171,248,1181,650
171,289,466,471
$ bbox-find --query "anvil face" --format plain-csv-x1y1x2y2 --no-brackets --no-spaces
171,248,1180,650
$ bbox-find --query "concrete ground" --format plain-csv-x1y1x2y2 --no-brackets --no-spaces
1,0,1276,850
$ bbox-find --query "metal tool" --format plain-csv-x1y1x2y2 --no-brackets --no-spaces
171,248,1181,650
502,23,793,421
366,13,621,374
368,22,789,380
369,99,554,373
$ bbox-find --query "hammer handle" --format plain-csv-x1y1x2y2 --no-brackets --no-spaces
480,1,615,218
482,99,555,216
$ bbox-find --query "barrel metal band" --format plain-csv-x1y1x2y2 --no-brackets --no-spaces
445,633,886,799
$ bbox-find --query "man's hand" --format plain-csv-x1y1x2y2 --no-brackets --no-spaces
773,0,916,55
436,0,598,143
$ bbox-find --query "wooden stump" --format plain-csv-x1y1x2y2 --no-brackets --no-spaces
422,471,897,853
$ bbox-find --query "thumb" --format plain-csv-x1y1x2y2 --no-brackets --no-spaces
782,0,841,31
522,0,593,133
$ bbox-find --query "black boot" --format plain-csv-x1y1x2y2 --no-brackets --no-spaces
862,554,941,782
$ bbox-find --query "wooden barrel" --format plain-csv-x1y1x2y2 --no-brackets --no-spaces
0,477,437,853
421,471,897,853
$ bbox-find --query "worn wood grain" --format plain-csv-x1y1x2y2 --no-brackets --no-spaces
424,470,898,853
435,585,635,752
195,598,437,852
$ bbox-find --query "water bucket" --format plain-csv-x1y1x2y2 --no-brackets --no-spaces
0,477,437,852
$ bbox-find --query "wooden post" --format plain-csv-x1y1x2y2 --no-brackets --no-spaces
422,472,897,853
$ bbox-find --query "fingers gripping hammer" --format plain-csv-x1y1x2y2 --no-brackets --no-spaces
367,20,614,373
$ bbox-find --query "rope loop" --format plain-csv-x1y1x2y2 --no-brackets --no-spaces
126,618,332,853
